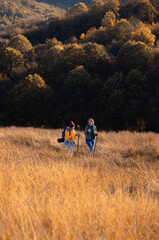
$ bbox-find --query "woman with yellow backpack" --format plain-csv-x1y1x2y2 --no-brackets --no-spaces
64,121,80,154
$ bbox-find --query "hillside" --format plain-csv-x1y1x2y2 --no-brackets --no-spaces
36,0,92,8
0,0,158,131
0,0,65,37
0,127,159,239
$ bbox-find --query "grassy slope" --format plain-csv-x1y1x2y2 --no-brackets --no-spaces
0,127,159,239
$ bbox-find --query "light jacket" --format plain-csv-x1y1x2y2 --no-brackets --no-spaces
65,128,78,142
85,125,97,141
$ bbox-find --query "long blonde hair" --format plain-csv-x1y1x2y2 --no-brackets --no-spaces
88,118,94,125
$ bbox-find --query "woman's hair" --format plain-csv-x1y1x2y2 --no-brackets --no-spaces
88,118,94,125
69,121,75,128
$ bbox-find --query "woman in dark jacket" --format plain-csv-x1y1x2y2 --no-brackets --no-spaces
85,118,98,155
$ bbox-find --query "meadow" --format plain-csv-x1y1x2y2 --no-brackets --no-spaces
0,127,158,239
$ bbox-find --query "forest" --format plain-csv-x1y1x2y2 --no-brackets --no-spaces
0,0,65,38
0,0,159,131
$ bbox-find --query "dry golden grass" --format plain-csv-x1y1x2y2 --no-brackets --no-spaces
0,127,159,240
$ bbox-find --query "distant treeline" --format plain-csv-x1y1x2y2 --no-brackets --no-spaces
0,0,65,39
0,0,159,131
36,0,92,8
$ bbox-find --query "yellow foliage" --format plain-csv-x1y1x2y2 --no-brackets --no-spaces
137,1,157,23
89,0,105,15
80,33,85,40
104,0,120,14
8,34,32,53
25,73,47,88
80,26,108,44
64,43,86,66
114,19,134,41
45,38,63,49
66,3,88,18
53,45,64,52
1,47,24,70
130,27,156,46
101,11,116,29
0,127,158,239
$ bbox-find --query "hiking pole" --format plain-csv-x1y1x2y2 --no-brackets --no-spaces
77,135,80,153
93,134,98,156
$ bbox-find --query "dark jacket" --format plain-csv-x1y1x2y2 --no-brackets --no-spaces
85,125,97,141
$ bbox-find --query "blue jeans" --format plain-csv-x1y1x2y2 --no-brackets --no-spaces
64,140,75,153
86,140,95,154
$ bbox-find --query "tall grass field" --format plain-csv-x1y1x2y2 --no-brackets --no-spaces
0,127,159,239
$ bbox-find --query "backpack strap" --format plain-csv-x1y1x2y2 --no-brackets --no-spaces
68,127,72,141
86,125,90,132
62,126,67,139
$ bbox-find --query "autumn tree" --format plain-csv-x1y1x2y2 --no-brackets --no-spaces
63,65,101,124
8,74,53,126
0,46,24,73
89,0,105,15
130,27,156,46
117,40,152,73
63,44,86,70
88,0,106,27
8,34,32,54
83,42,112,77
80,27,109,45
45,38,63,49
113,19,134,42
101,11,116,29
104,0,120,14
35,38,63,61
66,3,88,18
64,65,91,107
39,43,86,90
39,44,64,85
151,22,159,42
137,0,157,23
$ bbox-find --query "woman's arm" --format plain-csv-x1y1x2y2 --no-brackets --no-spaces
85,125,90,135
